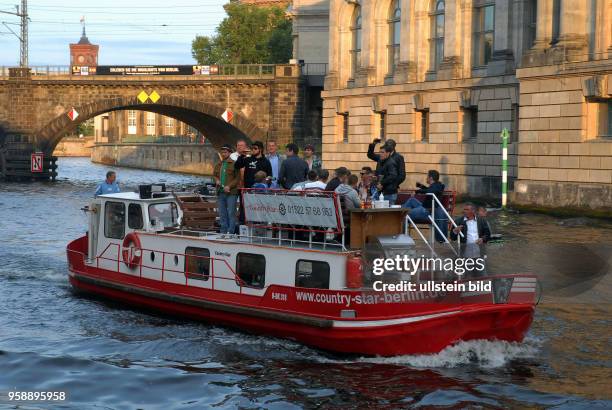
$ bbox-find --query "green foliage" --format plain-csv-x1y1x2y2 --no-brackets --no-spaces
76,120,94,136
191,2,292,65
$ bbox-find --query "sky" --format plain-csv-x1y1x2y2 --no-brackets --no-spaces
0,0,227,66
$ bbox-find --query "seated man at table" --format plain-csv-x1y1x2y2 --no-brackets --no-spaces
335,171,361,209
402,169,448,241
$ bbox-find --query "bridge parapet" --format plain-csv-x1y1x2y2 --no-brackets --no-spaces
0,64,300,80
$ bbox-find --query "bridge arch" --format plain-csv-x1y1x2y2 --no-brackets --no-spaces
37,96,268,153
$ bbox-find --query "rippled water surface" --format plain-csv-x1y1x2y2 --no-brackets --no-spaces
0,158,611,409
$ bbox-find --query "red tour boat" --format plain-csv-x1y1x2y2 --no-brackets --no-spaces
66,187,537,356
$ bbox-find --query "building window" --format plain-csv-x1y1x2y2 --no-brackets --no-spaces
525,0,537,50
551,0,560,44
146,112,156,136
379,111,386,140
128,203,143,230
340,112,349,143
127,110,137,135
185,247,210,281
104,202,125,240
350,6,362,79
295,260,330,289
474,3,495,66
416,109,429,142
165,117,175,135
430,0,445,71
462,106,478,141
236,253,265,288
148,203,178,228
388,0,401,75
599,101,612,138
511,103,519,142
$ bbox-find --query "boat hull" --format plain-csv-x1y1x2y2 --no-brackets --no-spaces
67,236,535,356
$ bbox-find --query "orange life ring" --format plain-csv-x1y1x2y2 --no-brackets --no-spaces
122,232,142,269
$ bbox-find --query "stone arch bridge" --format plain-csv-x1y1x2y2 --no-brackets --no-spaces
0,65,305,179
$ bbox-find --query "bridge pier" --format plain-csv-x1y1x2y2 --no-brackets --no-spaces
0,134,57,181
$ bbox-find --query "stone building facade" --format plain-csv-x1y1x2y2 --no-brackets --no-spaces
322,0,611,211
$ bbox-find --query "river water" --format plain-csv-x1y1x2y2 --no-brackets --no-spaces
0,157,610,409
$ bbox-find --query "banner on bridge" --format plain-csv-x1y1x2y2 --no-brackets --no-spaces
72,65,220,76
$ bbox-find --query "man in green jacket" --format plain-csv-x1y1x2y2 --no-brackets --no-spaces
213,144,239,234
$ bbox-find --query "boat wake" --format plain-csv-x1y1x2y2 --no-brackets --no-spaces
354,336,542,368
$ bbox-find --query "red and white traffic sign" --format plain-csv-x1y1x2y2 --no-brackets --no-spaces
67,108,79,121
221,109,233,123
31,152,44,173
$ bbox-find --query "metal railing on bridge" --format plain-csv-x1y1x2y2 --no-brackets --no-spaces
0,64,285,79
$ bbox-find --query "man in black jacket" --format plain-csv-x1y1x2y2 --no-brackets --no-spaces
402,169,447,241
384,139,406,187
279,143,308,189
234,141,272,188
375,146,400,203
450,203,491,244
450,203,490,276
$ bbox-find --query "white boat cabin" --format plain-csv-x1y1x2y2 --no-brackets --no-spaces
85,190,376,295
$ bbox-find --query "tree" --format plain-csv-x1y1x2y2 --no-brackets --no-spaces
192,2,292,65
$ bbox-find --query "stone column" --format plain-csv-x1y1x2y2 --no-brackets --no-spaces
532,0,553,49
555,0,588,61
324,2,340,89
395,0,416,83
355,2,376,87
438,0,462,80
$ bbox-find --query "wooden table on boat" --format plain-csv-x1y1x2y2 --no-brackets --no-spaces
348,207,409,249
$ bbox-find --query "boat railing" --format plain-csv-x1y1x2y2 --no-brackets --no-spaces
94,242,255,293
404,193,464,256
165,228,347,251
239,188,347,251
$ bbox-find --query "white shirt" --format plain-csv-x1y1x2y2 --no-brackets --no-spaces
303,181,327,190
466,219,479,244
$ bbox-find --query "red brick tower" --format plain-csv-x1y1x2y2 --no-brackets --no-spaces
69,24,99,66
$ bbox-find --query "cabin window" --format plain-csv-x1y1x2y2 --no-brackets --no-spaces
104,201,125,239
148,202,178,228
236,253,265,289
295,260,330,289
185,247,210,281
128,203,144,230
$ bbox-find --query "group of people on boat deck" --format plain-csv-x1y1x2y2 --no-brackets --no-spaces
209,138,490,248
94,137,491,248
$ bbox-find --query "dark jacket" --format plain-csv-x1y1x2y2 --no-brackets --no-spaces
368,143,406,187
279,155,309,189
416,181,445,210
213,158,239,195
378,157,399,195
390,151,406,186
325,177,341,192
235,155,272,189
450,216,491,244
